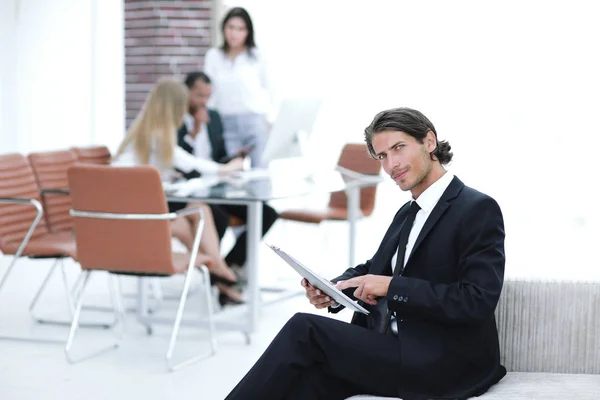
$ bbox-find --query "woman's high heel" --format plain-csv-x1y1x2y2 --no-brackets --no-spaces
219,293,245,307
208,272,237,287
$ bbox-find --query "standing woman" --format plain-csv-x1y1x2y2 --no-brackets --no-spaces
204,7,274,168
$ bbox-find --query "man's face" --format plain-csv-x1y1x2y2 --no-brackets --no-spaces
188,80,211,115
371,130,436,197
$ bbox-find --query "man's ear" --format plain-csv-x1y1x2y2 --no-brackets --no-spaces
425,130,437,153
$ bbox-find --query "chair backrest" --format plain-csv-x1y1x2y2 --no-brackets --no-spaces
71,145,112,165
328,144,382,217
27,150,79,233
68,164,177,274
0,153,49,253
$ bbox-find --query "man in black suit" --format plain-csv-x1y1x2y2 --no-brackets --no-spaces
225,107,507,400
178,72,279,274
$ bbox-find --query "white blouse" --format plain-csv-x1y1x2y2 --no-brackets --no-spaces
204,47,275,120
112,142,220,181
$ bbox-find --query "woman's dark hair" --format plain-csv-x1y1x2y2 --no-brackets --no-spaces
220,7,256,55
364,107,453,165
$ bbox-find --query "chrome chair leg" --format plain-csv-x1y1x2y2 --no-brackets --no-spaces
0,254,21,294
150,278,163,313
0,259,66,344
166,265,217,371
28,258,60,314
108,274,126,341
29,260,114,329
64,271,119,364
70,270,85,300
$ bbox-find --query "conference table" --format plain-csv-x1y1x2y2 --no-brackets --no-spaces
157,167,383,337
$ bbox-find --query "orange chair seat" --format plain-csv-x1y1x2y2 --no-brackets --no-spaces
278,144,380,225
279,207,349,224
2,231,77,259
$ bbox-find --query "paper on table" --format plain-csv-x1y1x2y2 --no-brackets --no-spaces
162,177,222,197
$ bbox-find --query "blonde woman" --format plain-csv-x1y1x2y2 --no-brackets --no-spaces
113,77,244,305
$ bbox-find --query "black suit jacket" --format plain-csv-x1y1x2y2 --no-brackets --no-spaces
177,109,228,164
332,176,506,400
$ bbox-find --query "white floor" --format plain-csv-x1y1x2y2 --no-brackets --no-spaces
0,218,357,400
1,180,598,400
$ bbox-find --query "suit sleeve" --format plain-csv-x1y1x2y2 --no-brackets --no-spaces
209,111,228,163
327,203,409,314
173,146,220,174
176,125,187,149
327,260,372,314
386,197,505,325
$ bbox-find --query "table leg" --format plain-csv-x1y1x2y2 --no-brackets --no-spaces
346,185,360,268
246,201,262,333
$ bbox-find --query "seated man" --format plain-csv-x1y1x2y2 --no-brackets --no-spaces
178,71,279,273
225,107,507,399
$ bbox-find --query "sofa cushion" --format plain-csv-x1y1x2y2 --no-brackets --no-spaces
346,372,600,399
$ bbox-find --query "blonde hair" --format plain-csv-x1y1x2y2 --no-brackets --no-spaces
116,77,188,168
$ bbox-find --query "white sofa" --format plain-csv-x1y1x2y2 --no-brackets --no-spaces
348,279,600,399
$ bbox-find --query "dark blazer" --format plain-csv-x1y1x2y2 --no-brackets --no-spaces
177,109,228,163
332,176,506,400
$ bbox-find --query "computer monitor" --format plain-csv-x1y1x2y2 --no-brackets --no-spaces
260,97,322,166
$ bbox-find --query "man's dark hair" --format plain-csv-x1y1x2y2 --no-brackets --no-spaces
364,107,453,165
221,7,256,55
184,71,211,89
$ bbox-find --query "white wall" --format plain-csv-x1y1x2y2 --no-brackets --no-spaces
224,0,600,278
0,0,19,153
0,0,124,155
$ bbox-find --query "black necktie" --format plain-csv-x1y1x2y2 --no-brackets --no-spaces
392,200,421,276
374,200,421,334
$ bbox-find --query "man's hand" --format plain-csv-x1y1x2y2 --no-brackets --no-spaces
192,107,210,134
301,278,336,309
335,275,393,305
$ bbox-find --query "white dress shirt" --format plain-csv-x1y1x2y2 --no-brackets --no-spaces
112,138,220,181
391,171,455,269
331,171,455,311
183,114,212,161
204,47,275,121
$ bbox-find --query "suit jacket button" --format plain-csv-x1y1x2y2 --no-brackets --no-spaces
393,295,398,301
398,295,404,301
403,297,409,303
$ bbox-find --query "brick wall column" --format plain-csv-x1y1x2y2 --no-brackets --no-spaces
124,0,212,127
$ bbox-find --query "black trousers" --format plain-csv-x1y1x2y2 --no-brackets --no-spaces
210,203,279,266
225,313,401,400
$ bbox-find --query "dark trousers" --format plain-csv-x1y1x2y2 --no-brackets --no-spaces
210,203,279,266
225,313,401,400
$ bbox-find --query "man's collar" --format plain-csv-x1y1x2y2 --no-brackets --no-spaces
414,170,454,212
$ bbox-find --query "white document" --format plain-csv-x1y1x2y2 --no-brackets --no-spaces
265,243,369,315
162,177,222,197
228,168,271,181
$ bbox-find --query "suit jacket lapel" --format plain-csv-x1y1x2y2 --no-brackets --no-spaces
406,176,464,267
178,124,194,154
207,118,219,156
